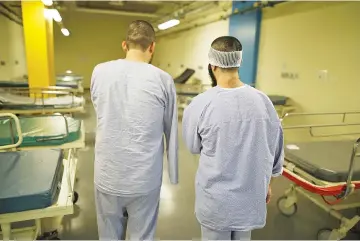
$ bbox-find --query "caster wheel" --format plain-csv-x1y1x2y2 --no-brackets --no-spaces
317,228,333,240
37,230,59,240
277,196,297,217
73,191,79,204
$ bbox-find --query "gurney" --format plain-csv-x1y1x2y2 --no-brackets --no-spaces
0,73,84,93
0,149,78,240
267,95,295,117
277,112,360,240
0,113,84,240
0,87,85,114
0,113,85,151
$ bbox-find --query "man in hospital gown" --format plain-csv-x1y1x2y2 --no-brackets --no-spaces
91,20,178,240
182,36,284,240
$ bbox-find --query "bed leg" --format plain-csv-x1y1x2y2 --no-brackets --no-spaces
285,185,298,206
35,219,42,238
277,186,298,217
1,223,11,241
336,216,360,239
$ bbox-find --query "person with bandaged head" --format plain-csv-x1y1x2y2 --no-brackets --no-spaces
182,36,284,240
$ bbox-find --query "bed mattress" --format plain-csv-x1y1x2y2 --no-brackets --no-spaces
0,115,81,147
268,95,287,106
0,80,79,88
285,140,360,182
0,93,83,110
0,149,63,214
174,69,195,84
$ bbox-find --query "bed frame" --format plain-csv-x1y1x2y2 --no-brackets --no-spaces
0,113,85,240
279,111,360,240
0,87,85,115
0,148,78,241
0,113,85,152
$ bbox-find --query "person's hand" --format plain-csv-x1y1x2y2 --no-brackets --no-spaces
266,186,272,204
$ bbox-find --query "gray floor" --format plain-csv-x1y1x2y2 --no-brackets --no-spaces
59,97,360,240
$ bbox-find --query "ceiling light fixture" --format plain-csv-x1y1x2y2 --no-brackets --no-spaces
52,9,62,22
42,0,53,6
43,9,62,22
61,28,70,36
158,19,180,30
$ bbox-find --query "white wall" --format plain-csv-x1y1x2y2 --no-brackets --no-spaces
257,1,360,113
257,1,360,141
0,14,27,80
153,19,229,85
54,12,140,88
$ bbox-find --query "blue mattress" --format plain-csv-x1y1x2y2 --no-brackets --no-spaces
0,80,78,88
0,149,63,214
0,115,82,147
285,140,360,182
268,95,288,106
174,68,195,84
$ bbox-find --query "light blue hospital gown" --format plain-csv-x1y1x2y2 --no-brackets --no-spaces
182,85,284,232
91,59,178,239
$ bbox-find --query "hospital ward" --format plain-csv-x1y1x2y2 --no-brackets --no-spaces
1,0,360,240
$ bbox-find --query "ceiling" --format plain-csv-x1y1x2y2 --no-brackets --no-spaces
0,1,232,32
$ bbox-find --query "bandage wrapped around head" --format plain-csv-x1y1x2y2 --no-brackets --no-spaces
208,47,242,68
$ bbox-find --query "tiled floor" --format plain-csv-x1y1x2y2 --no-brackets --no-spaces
59,98,360,240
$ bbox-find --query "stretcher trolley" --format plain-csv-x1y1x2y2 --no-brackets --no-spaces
0,86,85,115
0,73,84,93
277,112,360,240
0,113,85,240
268,95,295,117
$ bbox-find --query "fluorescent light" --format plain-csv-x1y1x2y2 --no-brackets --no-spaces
42,0,53,6
43,9,53,19
52,9,62,22
43,9,62,22
158,19,180,30
61,28,70,36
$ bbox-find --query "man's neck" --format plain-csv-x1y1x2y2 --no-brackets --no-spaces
217,74,244,89
125,50,149,63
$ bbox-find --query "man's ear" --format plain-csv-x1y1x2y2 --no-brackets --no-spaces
149,42,156,54
122,41,128,52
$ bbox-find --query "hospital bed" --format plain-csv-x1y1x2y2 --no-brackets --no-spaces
277,112,360,240
0,113,84,240
0,87,85,115
0,73,84,93
0,113,85,151
267,95,295,117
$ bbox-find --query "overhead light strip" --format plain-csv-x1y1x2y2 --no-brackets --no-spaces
43,2,70,36
158,19,180,31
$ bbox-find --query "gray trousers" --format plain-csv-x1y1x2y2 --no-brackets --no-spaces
95,187,160,240
201,225,252,240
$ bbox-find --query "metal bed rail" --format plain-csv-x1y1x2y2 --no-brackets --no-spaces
282,111,360,137
281,111,360,123
0,87,83,110
0,113,70,151
0,113,23,150
176,83,212,95
284,138,360,199
282,118,360,199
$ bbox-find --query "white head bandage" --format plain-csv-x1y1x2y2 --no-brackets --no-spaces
208,47,242,68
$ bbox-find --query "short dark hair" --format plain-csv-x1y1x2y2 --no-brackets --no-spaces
211,36,242,52
126,20,155,51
